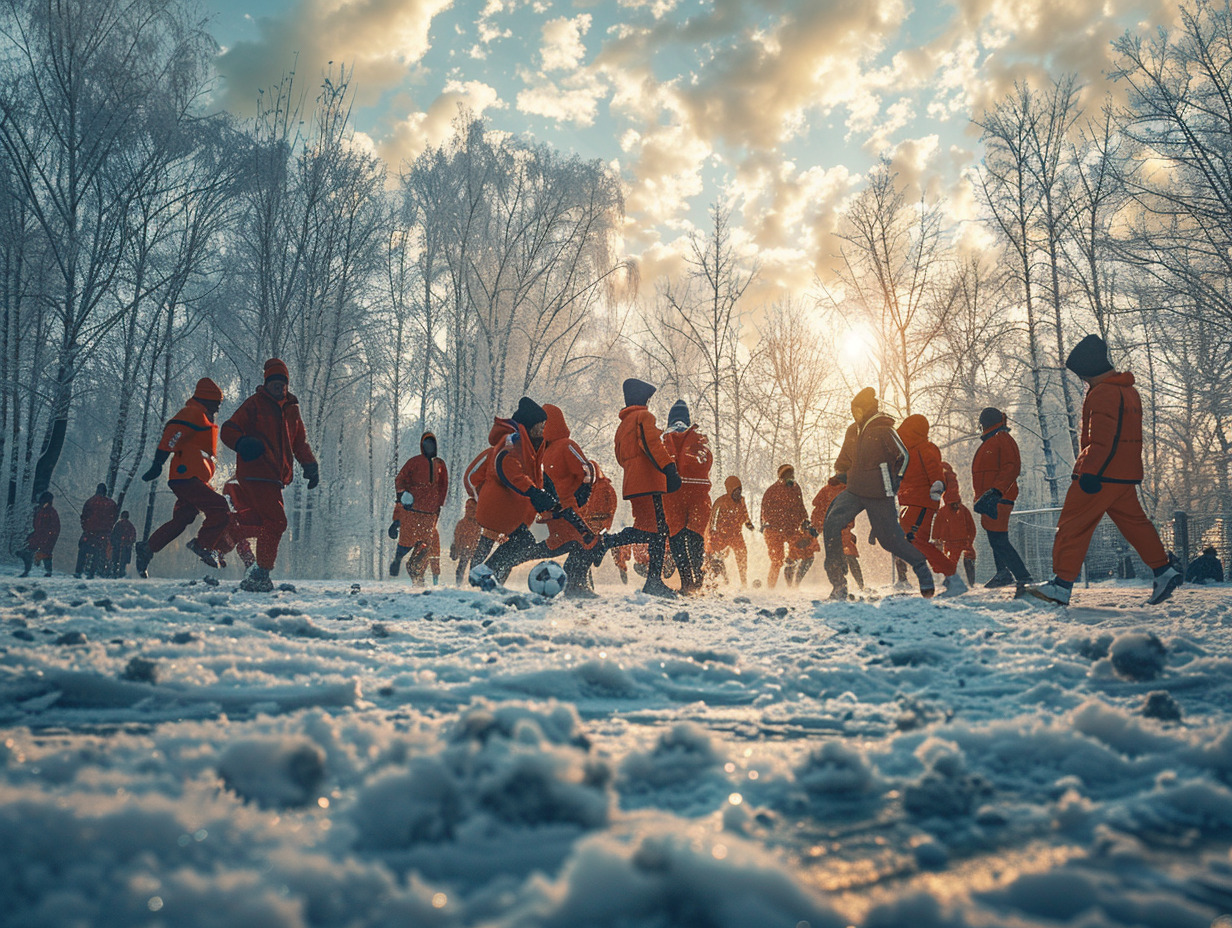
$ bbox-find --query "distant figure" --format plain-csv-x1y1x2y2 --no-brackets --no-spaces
971,407,1032,590
110,511,136,577
450,499,482,587
707,476,753,586
662,399,712,594
389,431,448,584
76,483,118,579
932,462,977,587
761,465,809,589
1187,546,1224,584
811,479,862,590
17,492,59,577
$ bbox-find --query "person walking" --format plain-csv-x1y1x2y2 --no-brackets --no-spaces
76,483,118,579
971,407,1033,590
662,399,712,593
932,462,977,587
897,414,965,596
707,477,753,586
17,492,59,577
110,511,136,577
389,432,449,584
761,465,809,589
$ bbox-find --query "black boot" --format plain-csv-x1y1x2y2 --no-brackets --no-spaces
390,544,410,576
795,557,814,585
669,531,696,593
642,535,676,598
18,549,32,577
963,556,976,587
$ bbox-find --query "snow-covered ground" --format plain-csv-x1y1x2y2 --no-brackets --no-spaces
3,570,1232,928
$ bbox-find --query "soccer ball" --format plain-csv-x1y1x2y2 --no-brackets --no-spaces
528,560,568,598
469,563,497,591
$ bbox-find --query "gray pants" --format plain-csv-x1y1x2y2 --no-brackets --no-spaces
823,490,927,592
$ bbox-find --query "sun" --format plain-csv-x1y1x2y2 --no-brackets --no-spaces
839,323,877,367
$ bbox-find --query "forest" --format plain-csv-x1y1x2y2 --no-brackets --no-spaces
1,0,1229,578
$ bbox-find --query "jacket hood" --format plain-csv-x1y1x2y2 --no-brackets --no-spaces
420,431,437,456
941,461,961,504
724,475,742,495
488,417,517,445
542,404,570,442
898,414,930,447
777,464,795,480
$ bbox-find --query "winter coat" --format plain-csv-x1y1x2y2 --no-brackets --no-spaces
111,518,136,550
614,405,675,499
540,405,597,550
761,479,808,533
221,386,316,486
451,500,481,555
158,398,219,483
1187,551,1224,584
27,504,60,555
972,427,1020,502
80,493,118,536
933,461,977,552
395,432,448,515
811,483,856,557
581,471,618,534
1073,372,1145,485
663,425,712,489
708,477,751,546
834,413,908,499
475,418,543,536
896,414,944,510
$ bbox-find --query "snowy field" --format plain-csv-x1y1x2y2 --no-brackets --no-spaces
3,571,1232,928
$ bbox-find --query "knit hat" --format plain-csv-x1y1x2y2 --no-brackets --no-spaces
851,387,878,422
978,407,1005,431
96,483,107,495
38,491,52,505
264,358,290,384
1064,335,1113,378
193,377,223,403
510,396,547,429
668,399,690,428
778,463,795,480
622,378,656,407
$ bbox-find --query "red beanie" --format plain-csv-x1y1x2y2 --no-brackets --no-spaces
193,377,223,402
264,358,289,384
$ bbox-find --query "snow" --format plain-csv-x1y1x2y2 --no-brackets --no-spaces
2,572,1232,927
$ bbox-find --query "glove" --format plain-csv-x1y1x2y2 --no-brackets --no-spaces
235,435,265,462
973,488,1002,518
400,490,415,508
449,545,457,560
302,461,320,489
929,480,945,501
388,521,399,540
574,482,592,508
829,474,847,486
663,463,682,494
1078,473,1102,494
527,486,557,513
141,463,162,482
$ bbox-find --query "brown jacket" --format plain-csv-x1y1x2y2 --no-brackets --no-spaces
834,413,908,499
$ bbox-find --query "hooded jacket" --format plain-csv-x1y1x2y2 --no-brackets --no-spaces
614,405,675,498
581,469,618,534
932,462,976,549
475,418,544,535
971,419,1020,502
896,414,945,510
708,476,751,545
451,499,481,553
221,386,316,486
395,432,449,514
761,477,808,533
80,493,118,536
663,425,712,489
1073,372,1144,484
158,398,219,483
812,483,856,555
540,405,595,509
27,502,60,554
835,412,908,499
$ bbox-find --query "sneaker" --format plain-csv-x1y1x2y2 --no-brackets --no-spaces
1024,581,1071,605
186,538,221,569
1147,566,1182,605
984,569,1015,589
389,558,401,577
239,565,274,592
940,573,968,598
135,542,153,578
468,563,498,591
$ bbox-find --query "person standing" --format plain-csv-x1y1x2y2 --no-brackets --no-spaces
17,492,59,577
110,511,137,577
76,483,118,578
137,378,230,575
1027,335,1181,606
823,388,934,600
450,499,482,587
761,465,809,589
971,407,1033,589
389,432,448,584
662,399,712,593
932,462,977,587
707,477,753,586
219,359,319,592
897,414,965,596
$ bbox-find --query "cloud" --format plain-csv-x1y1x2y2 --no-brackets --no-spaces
541,15,593,71
377,81,505,169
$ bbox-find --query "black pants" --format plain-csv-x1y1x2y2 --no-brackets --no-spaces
985,530,1031,582
484,526,550,583
606,495,679,590
824,491,926,593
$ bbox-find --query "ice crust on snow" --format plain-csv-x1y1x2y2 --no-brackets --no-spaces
2,576,1232,926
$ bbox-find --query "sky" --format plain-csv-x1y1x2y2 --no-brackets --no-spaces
204,0,1180,303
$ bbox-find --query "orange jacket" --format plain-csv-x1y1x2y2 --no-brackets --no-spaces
395,432,448,514
451,499,481,554
541,405,595,509
159,398,219,483
835,413,908,499
221,387,316,486
475,418,543,535
663,426,712,488
615,405,675,498
581,471,618,534
933,500,977,552
972,426,1020,501
896,414,944,510
1074,372,1144,484
761,479,808,533
708,476,751,546
812,483,856,556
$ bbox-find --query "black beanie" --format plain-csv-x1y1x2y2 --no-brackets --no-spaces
511,396,547,429
668,399,690,427
851,387,878,421
96,483,107,495
1065,334,1113,378
38,491,53,505
623,378,656,407
979,407,1004,431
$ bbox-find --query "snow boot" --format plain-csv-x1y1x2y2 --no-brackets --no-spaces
1023,579,1071,606
617,566,628,584
913,562,936,599
940,573,968,598
186,538,221,569
963,556,976,587
17,549,32,577
984,569,1015,589
135,542,153,578
641,576,677,598
240,565,274,593
828,583,848,601
43,558,52,577
1147,565,1182,605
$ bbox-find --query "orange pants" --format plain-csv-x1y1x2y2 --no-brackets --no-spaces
227,479,286,570
394,507,441,578
666,486,711,534
764,528,795,587
708,534,747,584
900,505,957,576
1052,482,1168,583
630,494,681,535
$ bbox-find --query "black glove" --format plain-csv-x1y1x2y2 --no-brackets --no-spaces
302,461,320,489
973,488,1002,518
449,545,457,560
663,463,682,494
388,521,400,540
235,435,265,462
141,449,171,482
1078,473,1101,494
574,482,593,508
527,486,557,513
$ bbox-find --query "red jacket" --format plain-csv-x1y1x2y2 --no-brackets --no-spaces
111,518,136,549
835,413,908,499
27,504,60,555
663,426,712,489
708,476,751,546
395,432,448,514
972,427,1020,501
540,404,597,550
1074,372,1144,484
80,494,118,536
761,479,808,533
614,405,675,498
475,418,543,536
159,398,219,483
581,471,618,534
221,387,316,486
896,414,944,510
812,483,856,556
451,499,481,554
